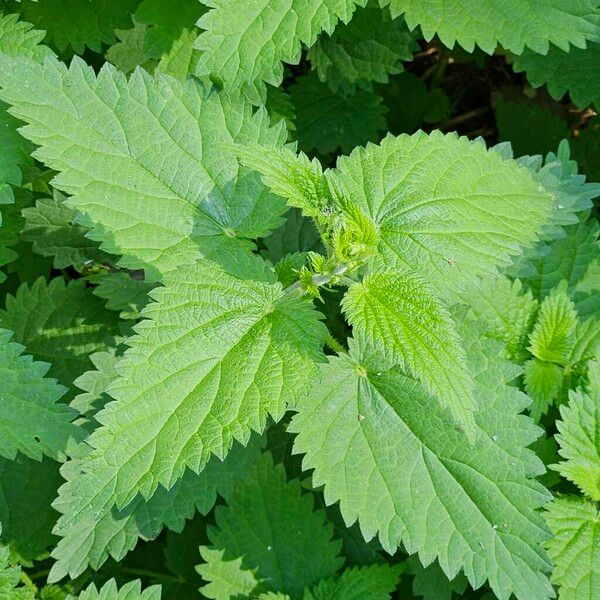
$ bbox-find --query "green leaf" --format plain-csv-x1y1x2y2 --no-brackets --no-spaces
290,321,553,600
528,289,577,365
0,277,121,395
381,0,600,54
197,547,259,600
154,28,200,82
303,564,401,599
325,131,553,299
16,0,139,54
0,454,62,561
0,328,79,460
572,116,600,183
89,272,153,320
0,189,32,281
494,100,569,157
50,434,264,582
461,275,538,362
515,216,600,299
262,208,323,264
67,579,161,600
308,3,416,93
71,348,122,421
513,141,600,241
0,543,33,599
231,144,332,220
0,11,54,60
342,271,476,437
290,73,387,155
0,56,288,281
523,359,564,420
514,43,600,110
195,0,367,103
49,257,326,580
21,192,105,270
105,20,154,75
135,0,207,59
202,453,342,598
545,496,600,600
408,556,468,600
554,360,600,500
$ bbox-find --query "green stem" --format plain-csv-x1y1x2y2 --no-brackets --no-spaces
285,263,349,296
19,570,38,595
119,566,182,582
325,333,346,355
28,568,50,582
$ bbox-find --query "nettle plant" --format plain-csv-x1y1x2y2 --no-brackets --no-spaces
0,1,599,600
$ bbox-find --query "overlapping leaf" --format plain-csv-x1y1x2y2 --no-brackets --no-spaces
0,328,79,461
380,0,600,54
0,56,288,281
290,321,553,600
195,0,367,103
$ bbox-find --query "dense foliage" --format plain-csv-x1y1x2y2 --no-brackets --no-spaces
0,1,599,599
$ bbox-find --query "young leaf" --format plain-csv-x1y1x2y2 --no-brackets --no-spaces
0,542,33,599
545,496,600,600
342,271,476,437
528,289,577,365
554,360,600,500
0,328,79,461
461,275,538,362
0,56,288,281
523,359,564,420
303,564,402,600
201,453,343,598
197,547,260,600
325,131,553,299
195,0,367,103
290,322,553,600
380,0,600,54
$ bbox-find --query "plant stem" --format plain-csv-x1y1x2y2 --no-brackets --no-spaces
119,566,182,582
285,263,349,296
20,570,38,594
325,333,346,355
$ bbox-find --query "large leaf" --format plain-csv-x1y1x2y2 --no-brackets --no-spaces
514,43,600,110
195,0,367,103
290,321,553,600
381,0,600,54
0,56,288,281
325,132,553,299
49,257,326,580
